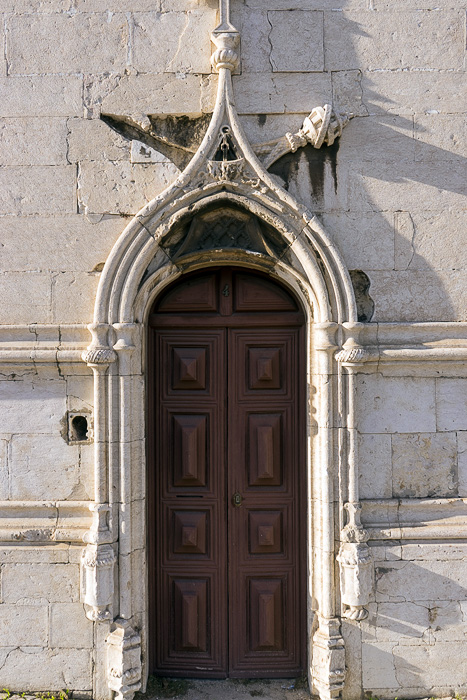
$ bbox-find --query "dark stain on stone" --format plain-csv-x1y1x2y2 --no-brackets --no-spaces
148,113,212,152
269,139,340,205
100,113,212,170
325,139,339,195
349,270,375,322
257,114,267,126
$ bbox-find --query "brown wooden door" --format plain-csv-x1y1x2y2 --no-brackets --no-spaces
148,268,305,678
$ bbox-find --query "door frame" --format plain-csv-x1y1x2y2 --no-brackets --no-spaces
81,193,370,700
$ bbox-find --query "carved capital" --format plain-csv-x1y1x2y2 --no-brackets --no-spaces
82,323,116,367
106,620,142,700
211,32,239,72
80,542,115,621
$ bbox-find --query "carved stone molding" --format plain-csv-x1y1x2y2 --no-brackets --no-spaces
80,542,115,621
311,616,346,700
335,346,368,364
106,621,142,700
337,503,373,621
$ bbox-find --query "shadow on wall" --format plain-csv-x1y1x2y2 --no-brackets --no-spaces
259,4,465,323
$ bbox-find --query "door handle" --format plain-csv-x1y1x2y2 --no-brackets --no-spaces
232,492,243,507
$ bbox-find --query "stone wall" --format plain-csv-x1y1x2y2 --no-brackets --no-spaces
0,0,466,697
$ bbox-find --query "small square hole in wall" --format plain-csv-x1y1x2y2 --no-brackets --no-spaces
68,412,93,444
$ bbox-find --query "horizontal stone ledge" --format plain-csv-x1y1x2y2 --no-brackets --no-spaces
362,497,467,541
364,347,467,363
0,500,94,544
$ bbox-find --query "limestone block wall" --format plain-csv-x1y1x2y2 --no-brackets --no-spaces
0,0,466,696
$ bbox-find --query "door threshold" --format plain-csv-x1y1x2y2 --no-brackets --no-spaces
138,677,311,700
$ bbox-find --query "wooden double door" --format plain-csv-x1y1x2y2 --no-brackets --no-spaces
148,267,305,678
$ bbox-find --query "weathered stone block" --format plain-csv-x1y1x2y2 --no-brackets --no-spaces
375,559,467,602
229,8,270,73
364,269,467,323
357,376,436,434
373,0,467,8
1,0,70,10
9,434,80,501
362,640,398,688
0,272,53,324
394,211,467,272
67,118,130,162
52,271,100,324
361,70,467,116
0,118,68,166
0,604,48,646
132,10,216,74
331,69,367,118
436,378,467,431
393,641,467,687
99,73,203,119
338,115,415,163
0,439,8,501
458,431,467,498
392,432,458,498
50,602,93,648
269,11,324,72
364,601,428,643
414,113,467,161
8,13,128,74
0,76,82,118
2,563,80,603
78,0,158,9
0,648,91,691
245,0,366,9
359,433,392,499
343,158,466,212
0,166,76,215
401,543,467,561
0,380,66,434
0,545,70,564
78,160,180,216
321,211,394,270
233,72,332,114
325,10,464,71
241,113,307,144
0,215,125,273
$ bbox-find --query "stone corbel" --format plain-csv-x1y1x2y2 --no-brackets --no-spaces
337,504,373,621
81,504,115,621
311,616,346,700
106,619,142,700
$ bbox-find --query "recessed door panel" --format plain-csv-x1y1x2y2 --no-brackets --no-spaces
149,268,305,679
